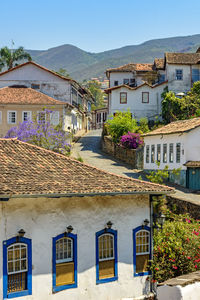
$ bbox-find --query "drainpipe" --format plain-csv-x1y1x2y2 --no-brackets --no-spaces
150,195,157,299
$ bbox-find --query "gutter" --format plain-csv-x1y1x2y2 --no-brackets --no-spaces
0,190,174,200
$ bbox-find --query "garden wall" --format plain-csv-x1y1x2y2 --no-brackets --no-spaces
102,135,144,169
166,196,200,219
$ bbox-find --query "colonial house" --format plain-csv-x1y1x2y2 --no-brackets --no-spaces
0,86,69,137
105,47,200,120
92,107,108,129
143,117,200,190
0,139,173,300
0,61,94,132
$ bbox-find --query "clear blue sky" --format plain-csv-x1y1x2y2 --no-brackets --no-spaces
1,0,200,53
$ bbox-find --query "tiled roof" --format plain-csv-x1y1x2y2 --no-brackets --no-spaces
0,86,66,105
154,58,165,69
184,161,200,167
106,63,153,76
143,118,200,137
0,139,173,197
104,81,168,94
165,52,200,65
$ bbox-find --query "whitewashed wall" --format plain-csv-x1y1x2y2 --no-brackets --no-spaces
0,194,150,300
158,282,200,300
109,72,144,87
166,64,191,94
109,83,167,120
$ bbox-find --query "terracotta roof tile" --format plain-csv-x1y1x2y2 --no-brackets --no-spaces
0,86,66,105
184,161,200,167
143,118,200,137
154,58,165,69
165,52,200,65
0,139,173,197
106,63,153,74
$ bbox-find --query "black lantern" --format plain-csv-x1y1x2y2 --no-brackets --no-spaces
107,221,113,229
157,213,165,229
143,219,150,227
66,225,73,233
18,229,26,237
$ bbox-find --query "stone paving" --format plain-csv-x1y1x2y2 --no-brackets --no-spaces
71,129,200,206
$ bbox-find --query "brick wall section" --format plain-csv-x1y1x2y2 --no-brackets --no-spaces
167,196,200,219
102,135,144,169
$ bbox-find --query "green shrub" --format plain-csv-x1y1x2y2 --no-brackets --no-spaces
152,211,200,282
106,110,138,143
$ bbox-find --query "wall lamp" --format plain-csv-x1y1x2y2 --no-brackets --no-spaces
142,219,150,228
106,221,113,229
153,212,165,230
66,225,73,233
18,229,26,237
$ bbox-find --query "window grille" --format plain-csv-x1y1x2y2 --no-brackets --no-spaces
163,144,167,163
98,234,114,261
23,111,32,122
8,111,16,124
157,144,161,162
7,243,28,293
146,145,150,163
169,143,174,163
151,145,155,163
56,237,73,263
176,143,181,163
136,230,150,255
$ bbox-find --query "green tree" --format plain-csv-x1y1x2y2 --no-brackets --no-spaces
106,110,138,143
162,82,200,123
0,46,32,70
86,80,105,110
55,68,70,78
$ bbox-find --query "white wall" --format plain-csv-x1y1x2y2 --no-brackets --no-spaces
0,194,151,300
109,72,144,88
158,282,200,300
109,83,167,120
144,127,200,171
166,64,191,94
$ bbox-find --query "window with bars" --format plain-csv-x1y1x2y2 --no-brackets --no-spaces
133,226,151,276
163,144,167,163
96,229,118,284
151,145,155,163
169,143,174,163
176,143,181,163
146,145,150,163
7,111,16,124
22,111,32,122
157,144,161,162
3,237,32,299
52,233,77,292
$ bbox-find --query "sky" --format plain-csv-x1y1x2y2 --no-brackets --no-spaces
1,0,200,53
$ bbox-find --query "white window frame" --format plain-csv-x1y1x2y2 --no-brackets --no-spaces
22,111,32,122
50,111,60,126
136,230,150,256
98,233,114,262
7,111,17,124
37,111,46,123
7,243,28,275
0,111,2,124
56,237,73,264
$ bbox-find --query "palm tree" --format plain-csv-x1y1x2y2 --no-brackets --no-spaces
0,46,32,71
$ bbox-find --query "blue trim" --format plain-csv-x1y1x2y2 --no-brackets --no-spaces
52,232,77,293
133,226,151,277
3,236,32,299
96,228,118,284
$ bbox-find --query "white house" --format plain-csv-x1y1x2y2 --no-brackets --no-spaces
143,117,200,190
105,47,200,120
0,138,173,300
0,62,94,132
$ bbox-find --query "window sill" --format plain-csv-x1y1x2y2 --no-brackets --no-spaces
96,276,118,285
134,271,150,277
7,289,31,298
53,282,77,293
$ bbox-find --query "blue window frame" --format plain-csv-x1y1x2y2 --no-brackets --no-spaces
52,232,77,293
96,228,118,284
133,226,151,277
3,236,32,299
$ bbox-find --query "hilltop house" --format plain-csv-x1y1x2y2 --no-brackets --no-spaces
0,61,94,132
0,86,69,137
105,47,200,120
0,139,173,300
143,118,200,190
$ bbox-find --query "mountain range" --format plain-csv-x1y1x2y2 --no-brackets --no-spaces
26,34,200,82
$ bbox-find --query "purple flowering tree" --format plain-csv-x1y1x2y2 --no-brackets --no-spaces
5,109,71,155
119,132,143,149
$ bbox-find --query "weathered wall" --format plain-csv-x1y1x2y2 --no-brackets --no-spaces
109,83,167,120
166,196,200,219
109,72,143,88
166,64,191,94
0,194,150,300
102,135,144,169
0,104,64,137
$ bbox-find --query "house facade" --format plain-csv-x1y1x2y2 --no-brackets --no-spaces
0,62,94,132
105,47,200,120
92,107,108,129
143,118,200,190
0,139,172,300
0,86,68,137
